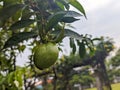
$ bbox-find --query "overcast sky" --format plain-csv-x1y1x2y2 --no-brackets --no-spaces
17,0,120,66
73,0,120,47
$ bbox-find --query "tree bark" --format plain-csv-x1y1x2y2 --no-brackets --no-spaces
101,61,112,90
94,69,104,90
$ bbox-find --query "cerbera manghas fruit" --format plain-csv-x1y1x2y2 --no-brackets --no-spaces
33,42,59,70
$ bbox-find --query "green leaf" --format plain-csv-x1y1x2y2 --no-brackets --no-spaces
61,17,79,23
54,29,64,43
46,10,81,31
70,38,74,48
21,6,34,20
55,0,65,10
56,0,70,10
0,4,25,23
65,11,82,17
0,77,6,85
3,0,22,6
7,72,14,83
18,45,26,52
61,11,82,23
78,41,86,58
73,44,76,54
92,38,101,41
84,39,95,55
51,29,83,40
46,11,66,32
4,32,37,48
69,0,86,18
12,9,22,21
64,29,83,40
15,70,23,87
9,19,35,31
70,38,76,54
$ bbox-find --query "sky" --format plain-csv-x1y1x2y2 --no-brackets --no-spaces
72,0,120,47
16,0,120,66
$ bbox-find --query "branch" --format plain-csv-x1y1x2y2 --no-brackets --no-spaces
73,51,108,68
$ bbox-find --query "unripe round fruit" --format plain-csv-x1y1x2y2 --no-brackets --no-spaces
33,43,59,70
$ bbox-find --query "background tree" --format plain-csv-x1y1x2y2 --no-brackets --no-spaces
107,49,120,83
92,38,114,90
52,54,94,90
73,37,114,90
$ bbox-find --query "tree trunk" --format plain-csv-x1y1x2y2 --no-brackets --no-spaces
53,78,57,90
94,70,104,90
100,61,112,90
94,61,112,90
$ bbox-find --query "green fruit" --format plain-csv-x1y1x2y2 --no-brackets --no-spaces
33,43,59,70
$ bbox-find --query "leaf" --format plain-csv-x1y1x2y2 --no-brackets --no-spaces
46,10,81,32
70,38,76,54
12,9,22,21
0,4,25,23
84,39,95,56
0,77,6,85
64,29,83,40
70,38,74,48
3,0,22,6
7,72,14,83
69,0,86,18
9,19,35,31
53,29,64,43
64,11,82,17
73,43,76,54
78,41,86,58
46,11,66,32
92,38,101,41
18,45,26,52
55,0,65,10
4,32,37,48
63,2,70,10
51,29,83,40
56,0,70,10
21,6,34,20
15,70,23,87
61,17,79,23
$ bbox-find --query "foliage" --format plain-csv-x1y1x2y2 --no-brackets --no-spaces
90,37,114,90
71,37,114,90
0,0,93,89
0,67,25,90
0,0,97,57
55,54,94,90
109,49,120,68
107,49,120,82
